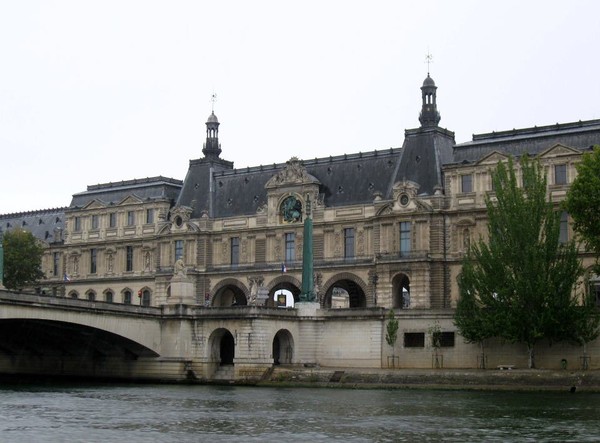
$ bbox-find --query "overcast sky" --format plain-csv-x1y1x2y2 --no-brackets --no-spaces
1,0,599,214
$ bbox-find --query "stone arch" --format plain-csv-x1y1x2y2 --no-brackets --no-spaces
322,272,369,308
391,272,411,309
207,328,235,366
272,329,294,365
211,278,249,307
267,275,301,307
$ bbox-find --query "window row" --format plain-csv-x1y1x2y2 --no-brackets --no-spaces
67,288,152,306
459,163,570,194
72,209,156,232
227,223,413,265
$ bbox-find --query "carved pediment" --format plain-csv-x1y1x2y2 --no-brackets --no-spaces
476,151,510,166
265,157,320,189
82,199,107,210
170,206,194,231
117,195,143,206
537,143,581,159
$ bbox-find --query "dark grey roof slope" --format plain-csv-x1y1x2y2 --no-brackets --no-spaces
178,149,406,219
0,208,67,243
176,157,234,218
453,119,600,163
70,176,182,208
394,127,455,195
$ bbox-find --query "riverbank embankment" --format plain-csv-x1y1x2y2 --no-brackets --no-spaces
258,366,600,392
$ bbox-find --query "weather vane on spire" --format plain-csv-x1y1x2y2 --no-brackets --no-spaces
211,93,217,113
425,51,433,76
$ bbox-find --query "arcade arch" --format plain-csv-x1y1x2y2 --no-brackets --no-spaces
211,279,248,307
392,273,411,309
322,274,368,308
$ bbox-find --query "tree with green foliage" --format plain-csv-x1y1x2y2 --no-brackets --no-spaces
3,230,45,290
385,309,399,348
454,266,495,368
563,146,600,272
385,309,399,368
454,155,597,368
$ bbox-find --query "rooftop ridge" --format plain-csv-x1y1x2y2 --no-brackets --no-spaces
215,147,402,177
0,207,68,219
86,176,183,191
471,119,600,142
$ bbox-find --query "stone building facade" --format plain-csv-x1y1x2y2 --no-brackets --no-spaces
2,75,599,370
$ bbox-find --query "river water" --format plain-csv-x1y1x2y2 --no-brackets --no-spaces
0,383,598,442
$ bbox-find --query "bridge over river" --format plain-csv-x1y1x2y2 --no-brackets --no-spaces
0,290,390,382
0,290,307,382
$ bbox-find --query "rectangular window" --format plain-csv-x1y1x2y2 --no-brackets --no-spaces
400,222,411,257
433,331,456,348
404,332,425,348
231,237,240,265
127,211,135,226
90,248,97,274
146,208,154,224
555,164,567,185
74,216,81,232
285,233,295,262
461,174,473,193
559,211,569,244
126,246,133,272
53,252,60,276
175,240,184,261
344,228,355,258
91,214,99,230
109,212,117,228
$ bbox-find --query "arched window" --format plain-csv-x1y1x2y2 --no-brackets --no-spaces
87,291,96,301
123,290,132,305
105,290,113,303
141,289,151,307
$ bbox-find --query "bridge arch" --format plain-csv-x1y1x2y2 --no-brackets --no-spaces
207,328,235,365
272,329,294,365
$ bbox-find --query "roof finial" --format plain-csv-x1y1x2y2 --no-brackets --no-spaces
425,51,433,76
211,93,217,113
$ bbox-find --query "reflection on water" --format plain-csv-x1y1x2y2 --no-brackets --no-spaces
0,384,598,442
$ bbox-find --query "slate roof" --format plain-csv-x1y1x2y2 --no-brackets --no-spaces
178,148,412,218
452,119,600,163
0,208,67,243
395,127,455,195
69,176,183,209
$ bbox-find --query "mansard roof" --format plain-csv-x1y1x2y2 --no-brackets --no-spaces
69,176,182,209
178,148,410,219
452,119,600,163
0,207,67,243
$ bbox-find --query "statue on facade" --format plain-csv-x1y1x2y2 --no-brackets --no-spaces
174,259,187,276
281,196,302,223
